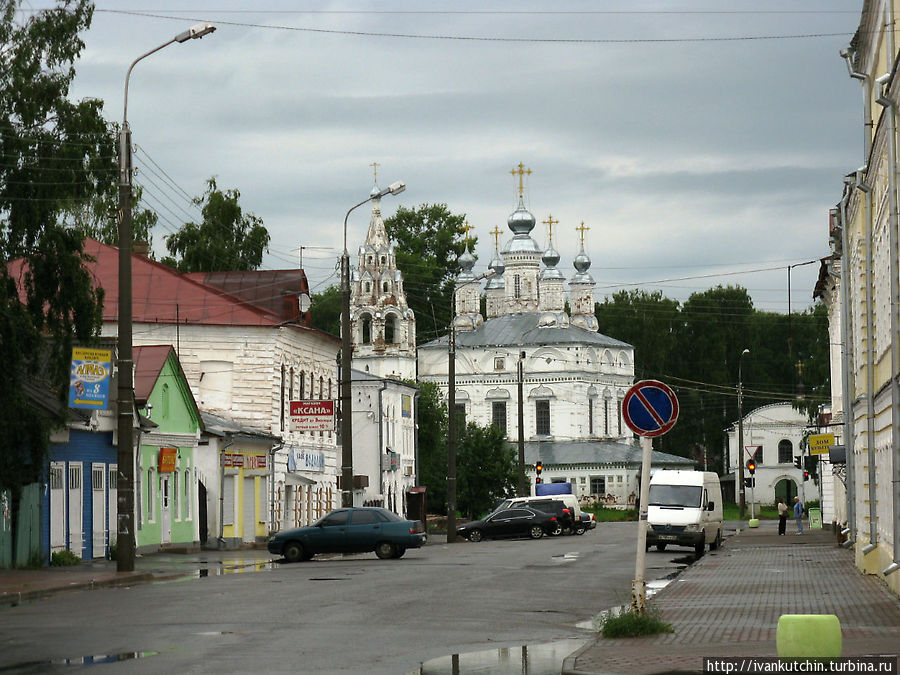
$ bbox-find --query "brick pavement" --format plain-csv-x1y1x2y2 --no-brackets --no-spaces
563,522,900,675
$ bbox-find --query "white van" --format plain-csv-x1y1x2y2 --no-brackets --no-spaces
646,470,723,555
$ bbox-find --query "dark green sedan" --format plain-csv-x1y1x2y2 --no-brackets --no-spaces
267,507,427,562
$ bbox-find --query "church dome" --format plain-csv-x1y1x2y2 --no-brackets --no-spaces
507,198,536,235
570,245,595,284
458,248,476,273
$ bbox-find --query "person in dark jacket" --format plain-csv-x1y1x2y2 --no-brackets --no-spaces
777,498,788,535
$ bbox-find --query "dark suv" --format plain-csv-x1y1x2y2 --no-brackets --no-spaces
524,499,583,535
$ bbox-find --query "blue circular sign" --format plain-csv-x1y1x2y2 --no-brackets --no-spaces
622,380,679,438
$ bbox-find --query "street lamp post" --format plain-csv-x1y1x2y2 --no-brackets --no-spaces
737,348,750,520
340,181,405,508
446,269,494,543
117,22,215,573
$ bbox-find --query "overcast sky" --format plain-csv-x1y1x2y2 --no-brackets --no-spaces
60,1,863,314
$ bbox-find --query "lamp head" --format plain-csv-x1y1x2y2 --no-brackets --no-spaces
175,22,216,43
387,181,406,196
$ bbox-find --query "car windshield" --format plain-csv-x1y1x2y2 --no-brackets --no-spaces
649,485,703,507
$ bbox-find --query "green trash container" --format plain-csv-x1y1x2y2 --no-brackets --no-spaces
808,507,822,530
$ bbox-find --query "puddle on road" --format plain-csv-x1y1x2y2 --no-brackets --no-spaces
0,651,158,671
416,639,587,674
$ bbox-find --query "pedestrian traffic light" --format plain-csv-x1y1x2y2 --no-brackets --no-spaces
747,460,756,476
744,477,754,488
794,456,802,470
535,461,543,484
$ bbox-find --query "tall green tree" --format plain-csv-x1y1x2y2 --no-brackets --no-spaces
415,381,448,513
1,0,107,495
384,204,471,344
68,180,159,250
309,284,341,337
456,423,517,519
162,177,269,272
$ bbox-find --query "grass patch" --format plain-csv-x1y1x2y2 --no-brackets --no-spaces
585,506,638,522
599,604,674,638
50,550,81,567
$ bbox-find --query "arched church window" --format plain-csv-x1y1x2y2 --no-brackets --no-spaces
361,314,373,344
368,256,373,265
778,439,793,464
381,255,386,265
385,314,397,343
514,274,521,299
383,282,389,293
365,282,371,293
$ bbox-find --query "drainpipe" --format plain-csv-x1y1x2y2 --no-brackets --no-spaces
218,438,234,549
839,180,858,548
856,167,878,556
413,389,421,486
377,380,388,506
269,441,283,535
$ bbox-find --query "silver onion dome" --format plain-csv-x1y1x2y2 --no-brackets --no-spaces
507,198,536,235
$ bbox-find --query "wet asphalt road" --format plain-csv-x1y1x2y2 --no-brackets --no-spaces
0,522,697,674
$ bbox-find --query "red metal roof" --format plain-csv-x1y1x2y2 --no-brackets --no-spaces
133,345,173,403
81,239,284,326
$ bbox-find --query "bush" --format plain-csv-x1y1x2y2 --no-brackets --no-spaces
50,550,81,567
585,506,638,522
599,604,674,638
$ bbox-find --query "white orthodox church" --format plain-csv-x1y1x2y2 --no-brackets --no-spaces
416,165,693,504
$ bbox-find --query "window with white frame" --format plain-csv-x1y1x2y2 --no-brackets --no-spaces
590,476,606,495
492,401,507,434
535,400,551,436
184,468,192,520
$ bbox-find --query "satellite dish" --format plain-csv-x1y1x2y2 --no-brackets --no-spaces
298,293,311,313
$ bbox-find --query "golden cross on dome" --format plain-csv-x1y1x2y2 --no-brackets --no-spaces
542,214,558,244
370,161,379,183
510,162,532,198
576,221,590,246
490,225,503,249
461,220,475,246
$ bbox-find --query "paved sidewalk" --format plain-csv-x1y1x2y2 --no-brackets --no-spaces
563,521,900,674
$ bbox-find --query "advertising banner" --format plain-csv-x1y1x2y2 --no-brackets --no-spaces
290,400,334,432
68,347,112,410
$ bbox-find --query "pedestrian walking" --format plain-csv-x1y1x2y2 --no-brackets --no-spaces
793,496,804,534
777,498,788,535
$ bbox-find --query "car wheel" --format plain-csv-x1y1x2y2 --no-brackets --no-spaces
529,525,544,539
574,523,586,535
375,542,396,559
283,541,305,563
655,543,667,552
710,530,722,550
695,540,705,557
548,523,563,536
392,547,406,559
468,530,484,543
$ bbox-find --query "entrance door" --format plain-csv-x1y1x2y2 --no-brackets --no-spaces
775,478,797,504
242,477,255,544
160,474,172,544
198,481,208,544
91,463,106,559
67,463,83,558
49,462,66,553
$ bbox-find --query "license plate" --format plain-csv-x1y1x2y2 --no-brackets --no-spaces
658,535,677,541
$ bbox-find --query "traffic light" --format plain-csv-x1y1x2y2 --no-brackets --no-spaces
803,470,810,482
535,461,543,484
744,477,754,488
747,460,756,476
794,456,802,470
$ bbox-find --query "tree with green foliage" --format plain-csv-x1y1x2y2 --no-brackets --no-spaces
384,204,471,344
1,1,106,497
456,423,517,519
414,381,449,513
69,180,159,250
309,284,341,337
162,177,269,272
594,284,830,471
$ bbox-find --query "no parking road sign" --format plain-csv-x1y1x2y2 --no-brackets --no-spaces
622,380,679,438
